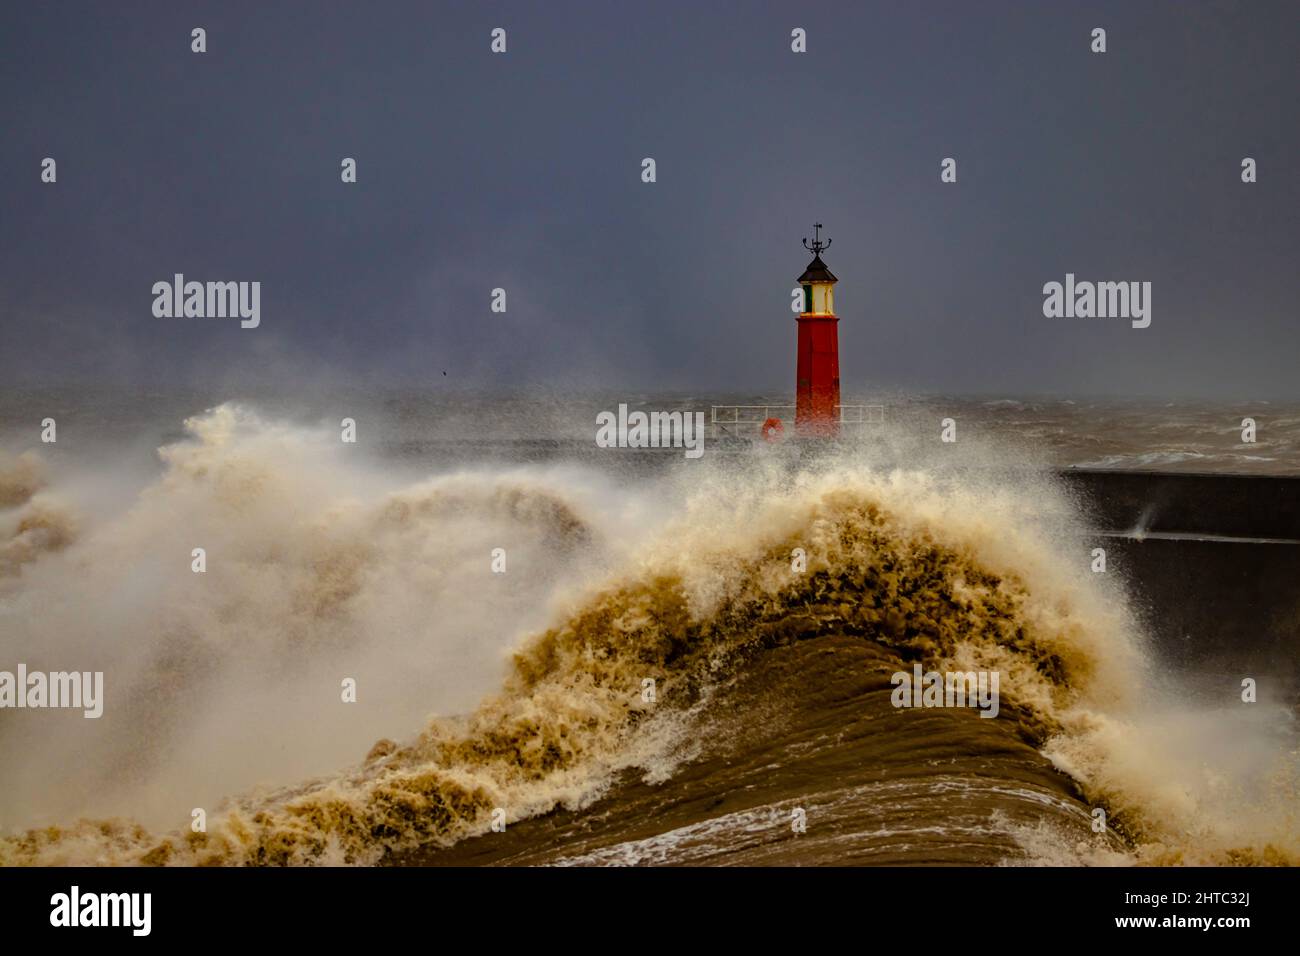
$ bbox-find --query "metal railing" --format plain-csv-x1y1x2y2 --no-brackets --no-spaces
710,404,884,438
836,405,885,424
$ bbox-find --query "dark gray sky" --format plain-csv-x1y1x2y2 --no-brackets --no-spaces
2,1,1297,398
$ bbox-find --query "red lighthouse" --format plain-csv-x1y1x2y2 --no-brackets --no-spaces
795,224,841,437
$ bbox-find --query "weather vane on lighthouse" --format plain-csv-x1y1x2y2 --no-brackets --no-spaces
803,223,831,256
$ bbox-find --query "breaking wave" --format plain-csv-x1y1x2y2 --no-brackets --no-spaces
0,405,1295,866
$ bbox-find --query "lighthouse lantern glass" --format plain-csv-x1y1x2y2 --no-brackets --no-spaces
807,283,833,315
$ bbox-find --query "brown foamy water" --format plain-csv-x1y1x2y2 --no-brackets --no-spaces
0,399,1297,866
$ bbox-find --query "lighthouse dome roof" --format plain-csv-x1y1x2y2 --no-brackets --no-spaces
798,254,838,284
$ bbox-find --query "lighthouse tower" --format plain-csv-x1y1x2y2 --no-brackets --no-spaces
795,224,841,437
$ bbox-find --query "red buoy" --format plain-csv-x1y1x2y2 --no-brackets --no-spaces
762,417,784,441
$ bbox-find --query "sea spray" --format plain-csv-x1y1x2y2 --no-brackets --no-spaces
0,405,1296,866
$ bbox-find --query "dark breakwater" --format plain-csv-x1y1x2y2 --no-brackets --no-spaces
1061,469,1300,691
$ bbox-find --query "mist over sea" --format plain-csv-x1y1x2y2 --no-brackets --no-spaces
1,387,1297,866
5,386,1300,475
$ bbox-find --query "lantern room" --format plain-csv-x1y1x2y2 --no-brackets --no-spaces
798,251,838,315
